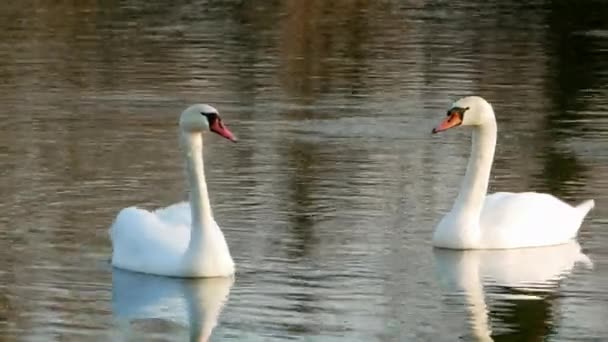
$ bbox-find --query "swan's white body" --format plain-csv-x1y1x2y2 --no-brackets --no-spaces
432,96,595,250
111,104,236,278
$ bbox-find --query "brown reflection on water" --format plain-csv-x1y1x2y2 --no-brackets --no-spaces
279,1,378,103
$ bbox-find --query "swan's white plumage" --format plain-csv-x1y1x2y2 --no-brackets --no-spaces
435,192,594,249
112,205,189,268
432,96,595,250
111,202,233,277
110,104,235,278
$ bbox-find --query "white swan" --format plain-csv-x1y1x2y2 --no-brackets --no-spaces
110,104,237,277
432,96,595,249
112,268,233,341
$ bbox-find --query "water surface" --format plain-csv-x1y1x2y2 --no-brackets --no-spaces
1,1,608,341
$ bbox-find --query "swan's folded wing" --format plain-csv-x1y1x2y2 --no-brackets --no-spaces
154,201,192,228
111,206,189,256
480,192,582,247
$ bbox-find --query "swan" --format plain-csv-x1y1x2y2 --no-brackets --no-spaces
431,96,595,249
112,268,233,341
110,104,237,277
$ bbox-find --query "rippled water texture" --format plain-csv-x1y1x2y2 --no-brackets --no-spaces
1,1,608,341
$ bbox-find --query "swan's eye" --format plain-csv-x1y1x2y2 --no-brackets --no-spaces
447,106,469,119
201,112,219,125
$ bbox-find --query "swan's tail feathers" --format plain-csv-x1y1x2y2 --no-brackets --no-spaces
576,253,595,270
576,199,595,217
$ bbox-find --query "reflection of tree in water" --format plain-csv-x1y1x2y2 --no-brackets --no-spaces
0,262,16,329
279,0,373,106
536,1,608,195
284,136,321,260
279,123,322,337
545,0,608,139
535,147,588,197
489,288,555,342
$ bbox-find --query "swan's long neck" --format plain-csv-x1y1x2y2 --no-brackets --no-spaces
182,131,213,250
453,119,497,220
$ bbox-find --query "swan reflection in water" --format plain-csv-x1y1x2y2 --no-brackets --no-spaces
112,269,233,341
434,241,593,341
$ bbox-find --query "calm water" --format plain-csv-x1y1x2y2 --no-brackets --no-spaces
1,1,607,341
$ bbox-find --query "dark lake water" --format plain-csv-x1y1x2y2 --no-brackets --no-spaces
1,1,607,341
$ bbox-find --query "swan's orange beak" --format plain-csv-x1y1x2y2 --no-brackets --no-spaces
432,112,463,134
210,119,237,142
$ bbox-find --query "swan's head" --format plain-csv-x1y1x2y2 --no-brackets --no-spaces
179,104,237,142
432,96,495,133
